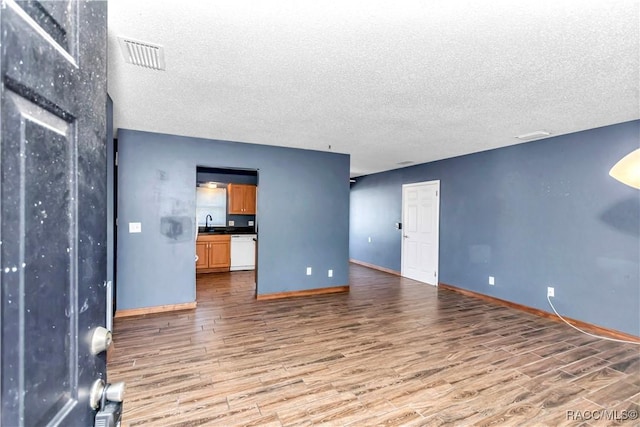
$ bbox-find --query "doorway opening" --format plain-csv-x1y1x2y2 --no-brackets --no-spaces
194,166,259,301
401,180,440,285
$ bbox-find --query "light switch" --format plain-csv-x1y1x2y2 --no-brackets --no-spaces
129,222,141,233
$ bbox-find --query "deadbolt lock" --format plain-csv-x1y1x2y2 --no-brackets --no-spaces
91,326,113,355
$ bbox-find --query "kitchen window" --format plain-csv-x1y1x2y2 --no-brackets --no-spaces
196,186,226,226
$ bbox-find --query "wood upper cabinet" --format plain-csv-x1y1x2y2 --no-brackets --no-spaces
196,234,230,272
243,185,257,214
228,184,256,215
228,184,245,214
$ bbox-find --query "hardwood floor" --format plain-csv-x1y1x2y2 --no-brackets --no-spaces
108,264,640,426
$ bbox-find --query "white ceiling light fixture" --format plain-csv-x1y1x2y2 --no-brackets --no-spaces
609,148,640,189
117,36,166,70
197,182,220,189
515,130,552,141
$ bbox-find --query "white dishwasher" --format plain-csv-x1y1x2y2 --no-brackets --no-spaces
230,234,257,271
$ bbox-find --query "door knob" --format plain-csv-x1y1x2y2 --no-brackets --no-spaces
105,382,126,402
403,235,409,238
91,380,126,427
90,379,126,409
91,326,112,355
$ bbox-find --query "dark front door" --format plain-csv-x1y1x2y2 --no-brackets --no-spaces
1,1,108,426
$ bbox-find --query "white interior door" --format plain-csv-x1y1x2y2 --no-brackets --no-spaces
401,181,440,285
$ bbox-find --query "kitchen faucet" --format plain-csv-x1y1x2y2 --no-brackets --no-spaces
205,214,213,228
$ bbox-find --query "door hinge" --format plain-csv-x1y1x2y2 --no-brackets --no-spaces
434,271,437,277
436,190,438,196
115,151,118,166
115,218,118,227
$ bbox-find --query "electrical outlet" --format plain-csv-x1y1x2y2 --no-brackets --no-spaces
306,267,312,276
129,222,141,233
228,220,235,226
489,276,495,285
248,220,254,226
547,287,555,297
328,269,333,278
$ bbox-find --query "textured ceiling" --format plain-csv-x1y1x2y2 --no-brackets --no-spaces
107,0,640,177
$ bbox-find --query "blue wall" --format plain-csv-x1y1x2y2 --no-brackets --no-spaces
350,121,640,336
117,129,350,309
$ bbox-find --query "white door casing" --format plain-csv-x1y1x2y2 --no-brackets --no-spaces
401,181,440,285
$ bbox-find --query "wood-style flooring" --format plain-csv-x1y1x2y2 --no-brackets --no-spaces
108,264,640,426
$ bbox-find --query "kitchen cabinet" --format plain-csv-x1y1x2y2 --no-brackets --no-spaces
196,234,230,272
195,241,208,269
228,184,256,215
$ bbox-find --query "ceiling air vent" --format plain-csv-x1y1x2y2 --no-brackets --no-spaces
118,36,165,70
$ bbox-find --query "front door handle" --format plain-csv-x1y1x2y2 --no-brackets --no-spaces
91,379,125,427
104,382,126,402
90,379,126,409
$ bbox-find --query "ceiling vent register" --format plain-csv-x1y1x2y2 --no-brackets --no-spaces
118,36,165,70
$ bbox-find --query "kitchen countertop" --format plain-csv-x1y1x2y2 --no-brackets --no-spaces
198,226,256,235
